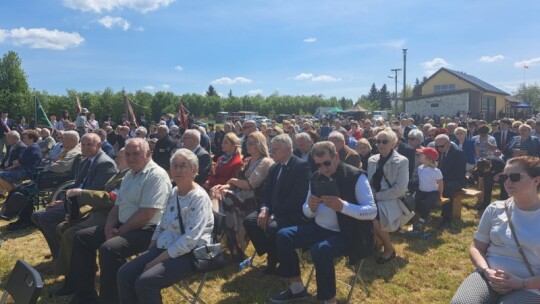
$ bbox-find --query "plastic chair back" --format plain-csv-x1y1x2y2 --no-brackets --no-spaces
0,260,43,304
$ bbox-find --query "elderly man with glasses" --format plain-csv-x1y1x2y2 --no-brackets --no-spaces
241,120,257,158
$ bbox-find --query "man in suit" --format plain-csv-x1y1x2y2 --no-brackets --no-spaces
392,126,416,179
31,132,118,258
95,128,115,159
241,120,257,158
181,129,211,185
152,125,175,173
0,131,26,171
51,148,130,295
492,118,518,152
0,111,15,160
293,132,317,173
42,130,81,174
435,134,466,229
328,131,361,168
243,134,310,274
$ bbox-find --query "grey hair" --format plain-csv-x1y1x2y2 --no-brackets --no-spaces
271,133,293,151
7,130,20,140
63,130,80,143
184,129,201,144
434,134,450,142
157,125,169,133
328,131,345,142
408,129,424,143
41,128,51,136
171,148,199,170
125,137,150,153
295,132,312,143
136,126,148,136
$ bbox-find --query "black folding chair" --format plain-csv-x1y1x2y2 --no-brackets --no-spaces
306,259,368,304
171,211,226,304
0,260,43,304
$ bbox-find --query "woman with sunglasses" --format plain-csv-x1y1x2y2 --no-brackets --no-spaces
451,156,540,304
366,128,411,264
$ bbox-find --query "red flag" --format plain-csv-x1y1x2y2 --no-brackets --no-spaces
75,96,82,114
178,103,188,129
524,65,529,69
123,95,138,127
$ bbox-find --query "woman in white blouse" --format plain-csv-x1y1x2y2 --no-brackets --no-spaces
451,156,540,304
117,148,214,304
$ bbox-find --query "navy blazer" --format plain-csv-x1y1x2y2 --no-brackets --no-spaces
503,136,540,159
293,148,317,174
439,144,467,185
194,146,212,186
261,155,310,218
492,130,518,150
1,140,26,169
397,141,416,179
452,138,476,165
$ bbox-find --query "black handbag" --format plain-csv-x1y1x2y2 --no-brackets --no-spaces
176,196,225,273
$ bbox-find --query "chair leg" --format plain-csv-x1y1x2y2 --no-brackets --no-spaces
345,259,367,304
171,274,208,304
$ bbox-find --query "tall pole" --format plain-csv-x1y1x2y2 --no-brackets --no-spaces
391,68,402,113
402,49,408,104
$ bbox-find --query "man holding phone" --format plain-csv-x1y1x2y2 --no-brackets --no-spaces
269,141,376,304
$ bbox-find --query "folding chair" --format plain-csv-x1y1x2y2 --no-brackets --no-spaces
305,259,368,304
0,260,43,304
171,211,226,304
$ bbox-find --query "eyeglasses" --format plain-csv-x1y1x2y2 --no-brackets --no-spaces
375,139,389,145
314,160,332,169
407,137,417,141
499,173,522,183
435,144,446,149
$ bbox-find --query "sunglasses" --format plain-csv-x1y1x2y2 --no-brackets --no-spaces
315,160,332,169
435,144,446,149
375,139,389,145
499,173,522,183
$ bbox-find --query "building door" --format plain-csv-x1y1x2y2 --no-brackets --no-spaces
481,96,496,122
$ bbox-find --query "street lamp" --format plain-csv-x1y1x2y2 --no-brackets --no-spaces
390,68,402,114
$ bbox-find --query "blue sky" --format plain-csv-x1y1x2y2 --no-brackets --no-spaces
1,0,540,99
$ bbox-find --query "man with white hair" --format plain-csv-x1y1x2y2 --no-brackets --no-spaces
241,120,257,158
0,131,26,171
152,125,175,172
293,132,316,173
328,131,361,168
181,129,211,185
243,134,310,275
39,128,56,155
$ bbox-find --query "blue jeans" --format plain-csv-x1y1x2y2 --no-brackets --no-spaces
276,223,347,301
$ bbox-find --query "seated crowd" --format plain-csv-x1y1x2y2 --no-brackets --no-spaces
0,108,539,304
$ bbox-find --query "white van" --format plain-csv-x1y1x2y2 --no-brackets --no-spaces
372,110,389,120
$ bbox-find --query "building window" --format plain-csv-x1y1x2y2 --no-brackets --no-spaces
434,84,456,94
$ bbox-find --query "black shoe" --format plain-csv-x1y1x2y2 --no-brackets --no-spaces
262,265,277,275
376,251,396,264
438,220,452,230
50,285,75,297
69,292,98,304
6,220,32,231
270,288,307,303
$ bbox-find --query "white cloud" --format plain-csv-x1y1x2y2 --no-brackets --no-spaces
421,57,450,75
479,55,504,63
514,57,540,68
294,73,340,82
144,85,155,91
212,77,252,85
294,73,314,80
247,89,263,95
162,84,170,89
63,0,175,13
98,16,130,31
312,75,341,82
174,65,183,71
303,37,317,43
0,27,84,50
134,26,145,32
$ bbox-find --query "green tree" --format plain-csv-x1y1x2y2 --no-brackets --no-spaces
0,51,31,119
516,83,540,110
379,84,392,109
367,83,379,102
206,85,218,97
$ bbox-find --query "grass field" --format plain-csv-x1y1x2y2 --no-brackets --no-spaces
0,191,489,304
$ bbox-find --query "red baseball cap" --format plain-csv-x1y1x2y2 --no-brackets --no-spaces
416,147,439,161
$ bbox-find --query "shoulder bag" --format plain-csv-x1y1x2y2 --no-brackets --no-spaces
504,200,535,277
383,173,415,212
176,196,225,273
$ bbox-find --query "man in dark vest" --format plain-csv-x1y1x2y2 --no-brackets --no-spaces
269,141,376,304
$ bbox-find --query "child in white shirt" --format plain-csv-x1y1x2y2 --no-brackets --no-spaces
413,147,444,231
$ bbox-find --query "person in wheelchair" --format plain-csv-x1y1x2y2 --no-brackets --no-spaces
38,130,81,177
31,132,117,258
0,130,41,195
117,148,214,304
